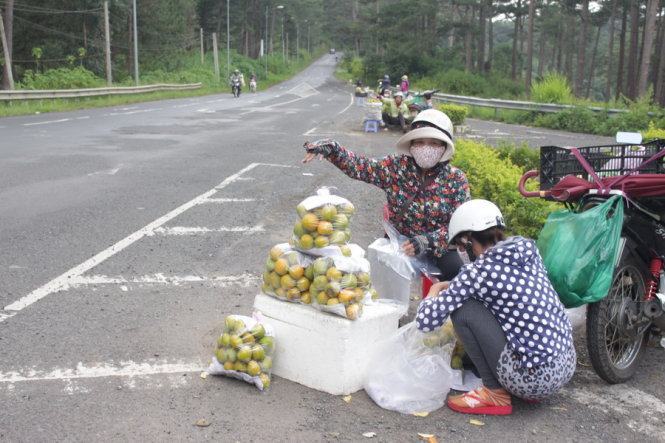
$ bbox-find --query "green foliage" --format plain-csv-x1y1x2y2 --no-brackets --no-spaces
530,72,573,104
438,103,468,126
19,67,105,90
642,121,665,141
452,139,558,239
533,107,598,134
495,142,540,172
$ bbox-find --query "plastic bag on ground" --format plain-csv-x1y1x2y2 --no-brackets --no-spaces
364,321,457,414
290,187,355,252
208,314,275,390
537,195,624,308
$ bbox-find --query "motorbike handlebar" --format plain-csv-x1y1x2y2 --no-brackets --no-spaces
518,169,550,198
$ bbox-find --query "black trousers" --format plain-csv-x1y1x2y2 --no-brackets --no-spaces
382,112,406,131
451,299,507,389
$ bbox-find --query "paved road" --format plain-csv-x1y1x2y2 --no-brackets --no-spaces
1,56,664,442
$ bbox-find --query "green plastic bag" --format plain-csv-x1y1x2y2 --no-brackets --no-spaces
536,195,623,308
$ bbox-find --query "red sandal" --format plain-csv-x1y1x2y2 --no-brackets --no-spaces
447,386,513,416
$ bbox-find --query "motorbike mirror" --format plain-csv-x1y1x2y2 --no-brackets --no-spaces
616,132,642,145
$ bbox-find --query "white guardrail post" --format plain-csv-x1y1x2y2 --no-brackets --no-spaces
0,83,203,101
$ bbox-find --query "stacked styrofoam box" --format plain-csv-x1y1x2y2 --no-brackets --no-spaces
254,293,402,395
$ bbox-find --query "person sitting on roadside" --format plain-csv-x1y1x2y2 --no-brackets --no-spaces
379,91,410,132
417,199,576,416
302,109,469,281
354,80,368,97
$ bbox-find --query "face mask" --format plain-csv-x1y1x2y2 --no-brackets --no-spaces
410,144,445,169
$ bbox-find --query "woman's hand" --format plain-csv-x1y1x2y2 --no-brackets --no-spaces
401,235,429,256
427,281,449,298
302,139,339,164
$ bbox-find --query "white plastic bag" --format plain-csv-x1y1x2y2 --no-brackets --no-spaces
364,321,457,414
207,314,275,390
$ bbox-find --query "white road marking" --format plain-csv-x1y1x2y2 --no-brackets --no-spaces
233,177,255,182
108,108,160,116
23,118,71,127
0,359,203,384
75,116,90,120
2,163,285,321
337,93,354,115
87,167,121,177
150,225,265,235
201,197,257,203
68,272,259,288
303,127,318,136
172,102,200,108
302,173,314,176
196,108,215,113
0,311,16,322
565,383,665,436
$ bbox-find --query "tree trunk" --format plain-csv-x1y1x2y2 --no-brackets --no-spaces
1,0,14,91
525,0,536,93
616,2,628,100
511,2,521,81
575,0,589,96
626,0,640,99
637,0,659,97
585,25,601,99
487,2,494,72
565,12,575,83
465,5,474,72
537,21,546,78
556,19,564,72
605,0,618,100
477,1,486,72
656,6,665,104
127,12,133,77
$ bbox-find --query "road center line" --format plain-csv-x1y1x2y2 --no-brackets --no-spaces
23,118,71,127
201,197,257,203
68,272,259,288
2,163,285,320
337,93,355,115
150,225,265,235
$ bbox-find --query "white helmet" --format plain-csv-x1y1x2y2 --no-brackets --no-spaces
396,109,455,162
447,199,505,244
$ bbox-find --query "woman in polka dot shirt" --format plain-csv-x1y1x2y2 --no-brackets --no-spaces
416,199,576,416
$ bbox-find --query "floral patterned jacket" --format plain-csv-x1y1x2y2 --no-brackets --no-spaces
324,145,470,258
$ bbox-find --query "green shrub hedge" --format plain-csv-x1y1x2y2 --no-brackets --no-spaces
452,139,558,239
439,103,468,126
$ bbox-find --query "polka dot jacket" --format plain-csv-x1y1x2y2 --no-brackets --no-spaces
324,145,470,258
416,236,574,369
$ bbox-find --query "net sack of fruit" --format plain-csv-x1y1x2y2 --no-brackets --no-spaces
208,314,275,390
290,187,355,253
308,255,377,320
262,243,315,304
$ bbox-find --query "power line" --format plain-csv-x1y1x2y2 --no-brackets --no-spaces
0,0,102,14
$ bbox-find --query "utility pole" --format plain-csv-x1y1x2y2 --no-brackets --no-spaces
282,15,285,61
200,27,204,64
0,7,14,89
307,20,310,54
296,22,299,60
132,0,139,85
226,0,230,79
103,1,112,86
212,32,220,82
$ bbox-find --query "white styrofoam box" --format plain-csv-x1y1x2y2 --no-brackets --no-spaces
367,238,413,312
253,293,403,395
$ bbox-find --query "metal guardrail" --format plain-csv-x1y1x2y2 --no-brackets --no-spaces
0,83,202,101
430,91,634,116
432,92,631,115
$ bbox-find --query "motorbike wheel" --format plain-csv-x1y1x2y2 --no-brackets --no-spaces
586,254,647,384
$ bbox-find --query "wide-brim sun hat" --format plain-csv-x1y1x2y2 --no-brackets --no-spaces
396,109,455,163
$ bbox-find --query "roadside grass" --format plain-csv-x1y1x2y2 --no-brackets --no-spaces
1,50,321,118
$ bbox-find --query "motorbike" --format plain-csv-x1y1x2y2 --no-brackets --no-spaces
231,78,241,98
249,79,257,93
519,134,665,384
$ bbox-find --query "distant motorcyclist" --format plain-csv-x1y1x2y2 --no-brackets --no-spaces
249,73,257,93
229,69,244,97
379,74,391,95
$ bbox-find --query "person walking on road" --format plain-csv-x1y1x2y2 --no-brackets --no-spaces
418,199,576,416
400,74,410,95
302,109,469,281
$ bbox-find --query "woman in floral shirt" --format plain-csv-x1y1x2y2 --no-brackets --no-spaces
302,109,470,280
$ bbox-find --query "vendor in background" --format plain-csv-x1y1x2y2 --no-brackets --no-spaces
302,109,469,281
379,74,391,95
379,91,410,132
417,200,576,416
354,80,368,97
400,74,410,95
